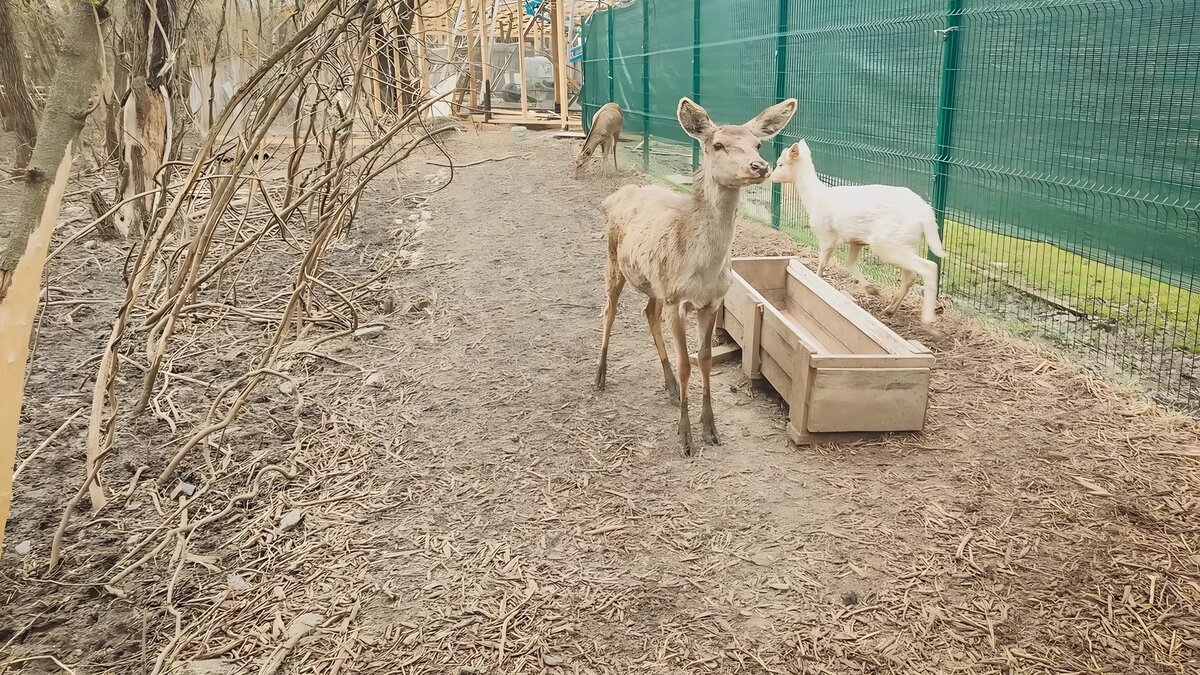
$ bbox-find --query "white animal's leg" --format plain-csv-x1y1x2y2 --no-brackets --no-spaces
917,258,940,323
845,243,880,296
879,251,939,323
885,270,915,315
667,303,694,456
816,243,835,278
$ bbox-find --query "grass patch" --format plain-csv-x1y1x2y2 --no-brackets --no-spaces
942,220,1200,353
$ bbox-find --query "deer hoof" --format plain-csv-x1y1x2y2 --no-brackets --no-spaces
594,368,607,391
680,434,695,457
703,423,720,446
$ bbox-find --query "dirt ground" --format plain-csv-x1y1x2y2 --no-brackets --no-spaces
2,128,1198,675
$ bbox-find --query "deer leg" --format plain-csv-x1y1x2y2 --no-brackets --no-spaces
885,270,915,315
845,243,880,296
607,138,617,172
697,305,720,446
816,244,835,278
667,303,694,456
645,297,679,403
595,263,625,390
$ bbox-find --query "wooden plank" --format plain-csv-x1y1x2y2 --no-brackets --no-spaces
785,272,879,354
759,310,796,373
779,294,852,354
787,332,814,436
723,309,744,346
741,296,763,379
689,343,741,366
517,9,528,118
787,259,918,356
731,257,791,295
760,349,791,397
787,423,880,447
551,0,569,129
723,279,750,322
806,368,930,433
762,300,827,357
809,353,935,369
478,0,490,120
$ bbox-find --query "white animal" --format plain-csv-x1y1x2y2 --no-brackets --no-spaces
596,97,797,455
770,139,946,323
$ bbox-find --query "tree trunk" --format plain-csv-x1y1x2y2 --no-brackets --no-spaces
0,0,39,167
116,0,174,238
0,0,103,551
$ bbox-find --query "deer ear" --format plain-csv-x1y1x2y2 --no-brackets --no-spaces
677,97,715,140
745,98,797,140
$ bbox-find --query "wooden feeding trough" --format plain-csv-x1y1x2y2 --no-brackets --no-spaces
719,256,934,445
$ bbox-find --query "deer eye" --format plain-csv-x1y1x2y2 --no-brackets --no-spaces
713,142,725,151
756,142,762,149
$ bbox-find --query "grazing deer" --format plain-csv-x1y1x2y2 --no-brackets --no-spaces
595,97,797,455
770,140,946,323
576,102,623,177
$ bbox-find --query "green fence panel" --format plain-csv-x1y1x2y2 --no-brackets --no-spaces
580,0,1200,410
944,1,1200,293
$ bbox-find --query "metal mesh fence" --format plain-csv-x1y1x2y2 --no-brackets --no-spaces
580,0,1200,413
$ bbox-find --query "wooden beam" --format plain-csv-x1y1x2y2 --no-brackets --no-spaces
369,17,386,118
478,0,490,120
552,0,569,129
517,8,528,118
465,1,476,112
689,343,742,367
416,11,429,106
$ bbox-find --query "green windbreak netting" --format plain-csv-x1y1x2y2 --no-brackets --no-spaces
579,0,1200,292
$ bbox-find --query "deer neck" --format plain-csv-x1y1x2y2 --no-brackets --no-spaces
689,167,741,262
793,161,828,207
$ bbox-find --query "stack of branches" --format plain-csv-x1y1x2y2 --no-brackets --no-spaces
48,0,454,589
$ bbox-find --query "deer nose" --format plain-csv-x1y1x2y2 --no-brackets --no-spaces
751,161,769,177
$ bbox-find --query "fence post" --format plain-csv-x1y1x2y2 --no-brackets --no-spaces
931,0,963,275
691,0,701,170
770,0,790,229
641,0,650,172
607,8,614,105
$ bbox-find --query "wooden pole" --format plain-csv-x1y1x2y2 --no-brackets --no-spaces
416,11,429,107
389,5,404,115
552,0,569,129
517,9,528,119
369,17,386,118
465,1,476,112
478,0,490,120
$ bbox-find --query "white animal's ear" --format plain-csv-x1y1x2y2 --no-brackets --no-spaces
745,98,797,140
677,97,715,141
788,143,801,159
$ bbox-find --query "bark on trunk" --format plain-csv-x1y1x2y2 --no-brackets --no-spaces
0,0,39,167
0,0,103,550
116,0,174,237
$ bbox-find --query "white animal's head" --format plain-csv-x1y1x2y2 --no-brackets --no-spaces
769,140,813,184
677,97,798,188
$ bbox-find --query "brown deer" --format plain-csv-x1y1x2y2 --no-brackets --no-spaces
594,97,798,455
575,102,623,177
